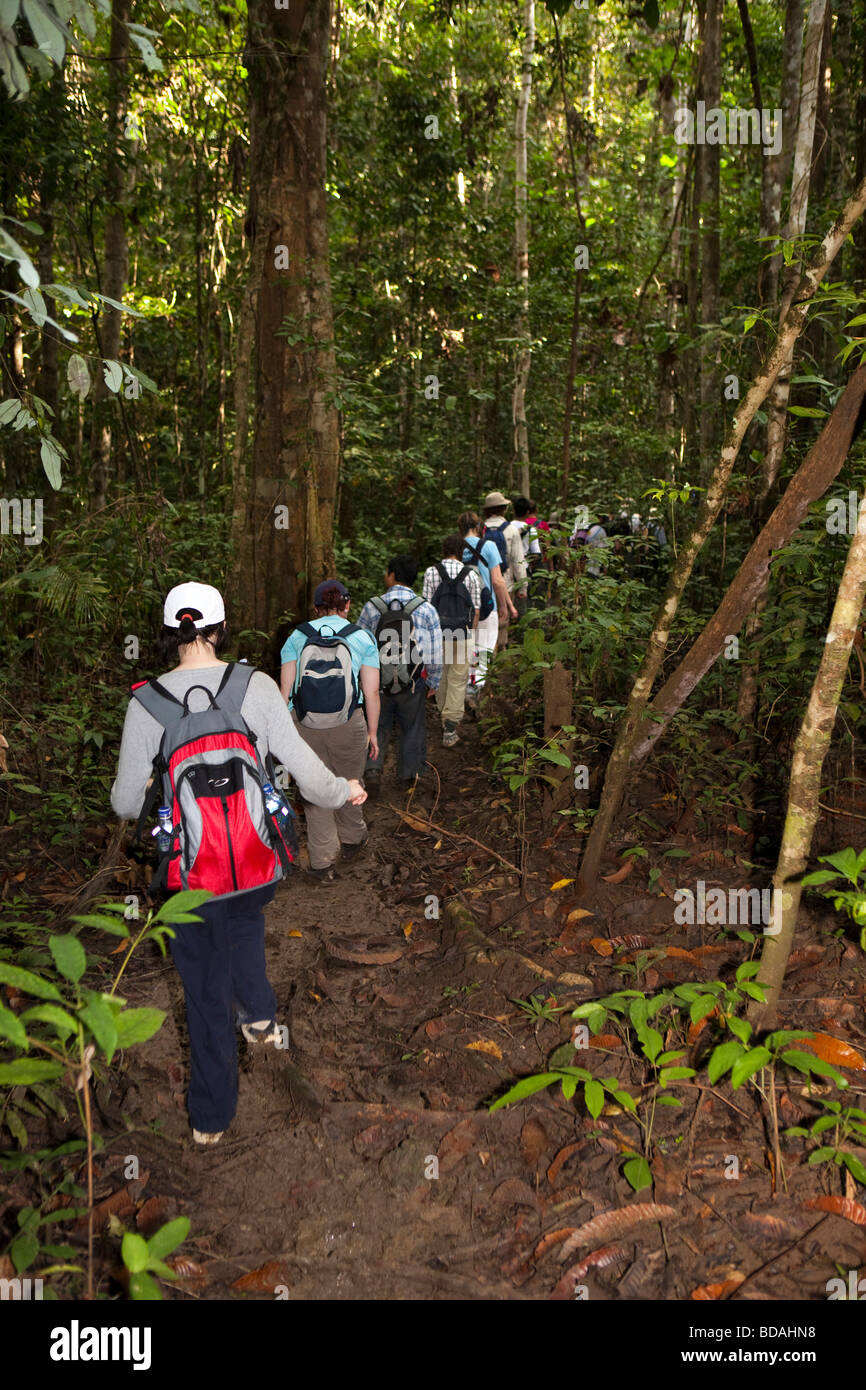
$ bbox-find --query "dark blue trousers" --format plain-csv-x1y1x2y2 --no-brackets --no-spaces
365,681,428,780
169,884,277,1133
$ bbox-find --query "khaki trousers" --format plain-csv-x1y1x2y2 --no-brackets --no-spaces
292,709,368,869
436,657,470,726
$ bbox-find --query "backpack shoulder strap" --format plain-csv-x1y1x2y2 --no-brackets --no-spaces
297,621,320,642
214,661,255,713
435,562,449,585
370,595,389,616
403,595,424,616
338,623,361,639
130,678,184,730
456,565,472,586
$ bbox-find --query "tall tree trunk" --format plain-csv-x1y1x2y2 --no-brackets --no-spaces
752,488,866,1028
697,0,722,477
755,0,803,309
232,0,339,669
577,174,866,894
554,11,585,511
737,0,827,733
627,363,866,765
88,0,132,508
512,0,534,500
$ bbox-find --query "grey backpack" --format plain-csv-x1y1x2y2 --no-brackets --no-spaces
370,595,425,695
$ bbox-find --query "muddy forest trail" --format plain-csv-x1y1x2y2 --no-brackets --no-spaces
84,705,866,1302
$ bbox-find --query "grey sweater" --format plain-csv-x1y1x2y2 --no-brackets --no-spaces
111,664,351,821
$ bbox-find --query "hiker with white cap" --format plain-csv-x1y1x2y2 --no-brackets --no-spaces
481,491,528,649
279,579,380,881
111,581,366,1147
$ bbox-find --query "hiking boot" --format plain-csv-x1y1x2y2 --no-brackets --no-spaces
341,836,368,860
442,722,459,747
241,1018,284,1046
307,864,337,882
192,1129,224,1146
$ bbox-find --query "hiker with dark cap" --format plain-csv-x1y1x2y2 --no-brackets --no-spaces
357,556,442,794
280,579,380,882
481,491,528,648
111,582,366,1147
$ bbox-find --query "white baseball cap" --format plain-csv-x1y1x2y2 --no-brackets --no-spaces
163,582,226,628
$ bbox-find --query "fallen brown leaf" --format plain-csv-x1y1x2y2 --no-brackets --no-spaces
803,1196,866,1226
550,1244,630,1299
559,1203,678,1262
691,1273,745,1300
231,1259,290,1292
601,859,634,884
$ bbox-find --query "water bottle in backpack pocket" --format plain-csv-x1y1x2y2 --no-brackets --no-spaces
370,595,425,695
130,663,297,901
293,622,361,727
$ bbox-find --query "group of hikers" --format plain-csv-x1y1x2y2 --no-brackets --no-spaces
109,490,668,1145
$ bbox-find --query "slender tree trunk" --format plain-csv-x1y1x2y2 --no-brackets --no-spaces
88,0,132,508
755,0,803,309
232,0,339,667
554,12,585,510
737,0,826,733
697,0,722,477
628,364,866,765
752,488,866,1028
512,0,534,500
577,175,866,893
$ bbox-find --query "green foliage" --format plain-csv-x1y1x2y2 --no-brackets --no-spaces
785,1099,866,1188
802,847,866,951
119,1216,191,1301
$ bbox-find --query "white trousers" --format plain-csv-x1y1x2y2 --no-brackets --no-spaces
468,610,499,690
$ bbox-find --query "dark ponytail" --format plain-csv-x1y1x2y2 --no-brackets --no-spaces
156,619,228,668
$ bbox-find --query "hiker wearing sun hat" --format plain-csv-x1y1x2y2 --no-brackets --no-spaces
481,491,528,650
111,581,367,1147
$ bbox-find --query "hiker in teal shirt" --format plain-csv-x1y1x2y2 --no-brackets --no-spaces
280,580,380,880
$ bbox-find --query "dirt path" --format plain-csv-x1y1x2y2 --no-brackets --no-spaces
96,707,866,1302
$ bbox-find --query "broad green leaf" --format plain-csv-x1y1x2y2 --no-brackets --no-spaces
66,353,91,399
146,1216,190,1261
122,1231,149,1274
49,933,86,984
114,1007,165,1049
0,1059,65,1084
842,1152,866,1184
489,1073,560,1112
21,285,46,327
659,1065,696,1086
623,1156,652,1191
78,995,119,1063
22,0,67,67
0,963,62,1002
735,960,761,981
129,1269,162,1300
128,30,163,71
0,1002,27,1049
41,438,62,490
560,1075,577,1100
71,912,132,937
727,1015,752,1045
584,1078,604,1119
806,1146,836,1165
20,1004,77,1039
537,748,571,767
102,359,123,393
707,1040,744,1085
155,890,212,923
689,995,718,1025
730,1046,771,1090
10,1228,38,1274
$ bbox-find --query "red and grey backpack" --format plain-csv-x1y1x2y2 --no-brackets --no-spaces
131,662,297,899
